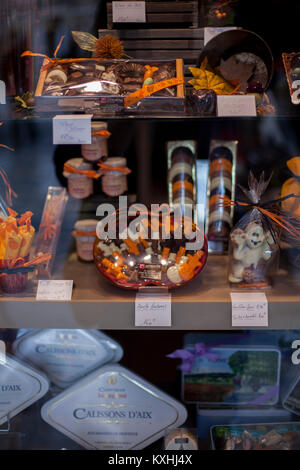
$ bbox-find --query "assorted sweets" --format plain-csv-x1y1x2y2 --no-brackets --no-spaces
34,187,68,277
72,219,98,262
63,122,131,200
228,173,279,288
206,140,237,253
94,210,207,290
188,29,275,116
81,121,109,162
211,424,300,451
100,156,130,197
279,157,300,269
63,158,96,199
40,60,178,98
282,53,300,105
164,428,198,450
0,209,35,293
167,142,197,210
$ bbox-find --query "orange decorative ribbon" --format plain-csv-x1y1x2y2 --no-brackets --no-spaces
21,35,107,72
72,230,97,237
124,77,185,108
0,169,17,206
218,194,300,241
40,213,57,241
0,144,14,152
18,211,33,227
91,130,111,138
5,253,51,270
97,162,131,175
63,162,101,179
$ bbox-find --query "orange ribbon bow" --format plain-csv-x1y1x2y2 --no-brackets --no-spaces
97,162,131,175
63,162,101,179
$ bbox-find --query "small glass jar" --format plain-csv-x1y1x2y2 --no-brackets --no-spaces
101,157,128,197
73,219,98,262
81,122,108,162
63,158,94,199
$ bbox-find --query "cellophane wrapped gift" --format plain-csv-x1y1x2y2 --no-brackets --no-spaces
34,187,68,278
228,173,279,288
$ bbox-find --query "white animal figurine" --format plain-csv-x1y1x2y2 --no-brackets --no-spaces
229,221,273,284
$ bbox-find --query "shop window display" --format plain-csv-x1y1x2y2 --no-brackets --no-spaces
0,0,299,457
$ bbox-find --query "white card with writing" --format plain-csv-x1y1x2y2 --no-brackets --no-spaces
53,115,92,145
135,293,171,327
204,27,238,45
112,1,146,22
217,95,257,117
231,292,268,327
36,280,73,301
0,81,6,104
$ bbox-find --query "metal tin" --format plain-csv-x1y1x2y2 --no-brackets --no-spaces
13,329,123,389
182,346,281,406
0,353,49,425
282,375,300,416
41,364,187,450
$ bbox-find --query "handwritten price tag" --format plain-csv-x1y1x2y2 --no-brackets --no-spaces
53,115,92,145
231,292,268,327
36,280,73,301
217,95,257,117
112,1,146,22
135,293,171,327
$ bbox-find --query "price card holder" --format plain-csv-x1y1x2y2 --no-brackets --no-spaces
135,286,171,327
53,115,92,145
231,292,268,327
36,280,73,301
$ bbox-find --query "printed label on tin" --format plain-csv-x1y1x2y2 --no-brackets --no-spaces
42,368,183,450
0,355,49,425
13,330,115,388
138,264,162,281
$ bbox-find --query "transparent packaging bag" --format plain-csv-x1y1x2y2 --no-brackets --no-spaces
228,173,280,288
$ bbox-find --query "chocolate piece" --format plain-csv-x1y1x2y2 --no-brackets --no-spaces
70,71,83,79
171,146,195,166
172,173,194,184
210,146,233,163
172,188,194,201
186,89,217,115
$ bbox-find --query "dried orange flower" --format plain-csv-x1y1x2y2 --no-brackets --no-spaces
94,35,124,59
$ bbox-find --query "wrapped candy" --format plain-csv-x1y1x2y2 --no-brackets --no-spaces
228,173,280,288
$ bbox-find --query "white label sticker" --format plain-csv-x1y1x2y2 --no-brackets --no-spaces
135,293,171,327
217,95,257,117
0,81,6,104
36,280,73,301
204,27,238,46
0,340,6,363
53,115,92,145
231,292,268,327
112,1,146,22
